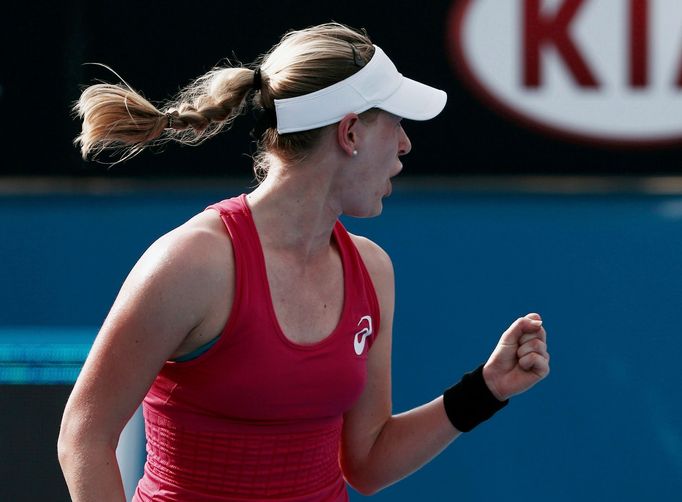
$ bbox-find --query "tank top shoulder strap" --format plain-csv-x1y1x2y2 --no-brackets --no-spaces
205,193,248,219
204,194,270,326
332,220,382,340
205,193,259,254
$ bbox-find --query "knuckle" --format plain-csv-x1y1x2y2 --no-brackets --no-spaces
532,339,545,351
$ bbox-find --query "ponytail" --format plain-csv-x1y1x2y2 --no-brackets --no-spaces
74,65,255,161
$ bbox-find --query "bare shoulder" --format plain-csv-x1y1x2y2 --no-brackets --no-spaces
161,208,231,258
348,233,394,279
140,209,233,283
91,208,234,348
110,208,235,357
134,207,234,318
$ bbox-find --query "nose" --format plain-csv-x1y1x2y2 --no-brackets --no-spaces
398,126,412,156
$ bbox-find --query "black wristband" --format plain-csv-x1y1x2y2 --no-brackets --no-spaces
442,364,509,432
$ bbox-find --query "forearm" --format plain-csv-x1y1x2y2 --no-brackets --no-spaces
343,396,459,494
58,437,127,502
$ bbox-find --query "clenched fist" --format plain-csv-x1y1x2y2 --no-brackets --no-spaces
483,313,550,402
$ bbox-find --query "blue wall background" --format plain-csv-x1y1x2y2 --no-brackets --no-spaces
1,179,680,500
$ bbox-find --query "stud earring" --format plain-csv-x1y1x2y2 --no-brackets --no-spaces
352,150,358,156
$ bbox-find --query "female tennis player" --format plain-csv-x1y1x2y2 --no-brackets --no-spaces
58,22,550,501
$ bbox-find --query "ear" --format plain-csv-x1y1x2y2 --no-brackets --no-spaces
336,113,361,157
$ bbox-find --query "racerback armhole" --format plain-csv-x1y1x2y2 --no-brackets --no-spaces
166,202,244,365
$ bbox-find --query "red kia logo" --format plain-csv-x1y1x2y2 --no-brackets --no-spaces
448,0,682,147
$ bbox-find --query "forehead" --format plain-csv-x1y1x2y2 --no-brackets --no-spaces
373,109,403,123
383,111,404,124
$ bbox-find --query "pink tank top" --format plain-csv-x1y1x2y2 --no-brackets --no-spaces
133,194,381,501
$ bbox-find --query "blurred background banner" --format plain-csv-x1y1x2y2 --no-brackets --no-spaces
3,0,682,178
1,1,681,501
451,0,682,146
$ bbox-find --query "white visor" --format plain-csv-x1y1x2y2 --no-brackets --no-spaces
273,45,447,134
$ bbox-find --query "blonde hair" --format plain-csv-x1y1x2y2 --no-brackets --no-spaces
73,22,375,179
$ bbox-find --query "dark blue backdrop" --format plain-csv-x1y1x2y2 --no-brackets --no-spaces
1,179,680,500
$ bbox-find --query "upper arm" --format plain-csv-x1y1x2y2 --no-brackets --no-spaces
341,234,395,469
61,211,234,444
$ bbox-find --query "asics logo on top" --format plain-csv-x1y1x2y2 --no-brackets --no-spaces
353,315,373,355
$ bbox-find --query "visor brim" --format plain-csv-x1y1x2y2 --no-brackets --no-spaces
377,77,447,121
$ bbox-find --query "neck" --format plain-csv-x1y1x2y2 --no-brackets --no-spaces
246,154,344,261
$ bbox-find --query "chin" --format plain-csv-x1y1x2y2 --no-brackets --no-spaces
345,202,383,219
366,202,384,218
